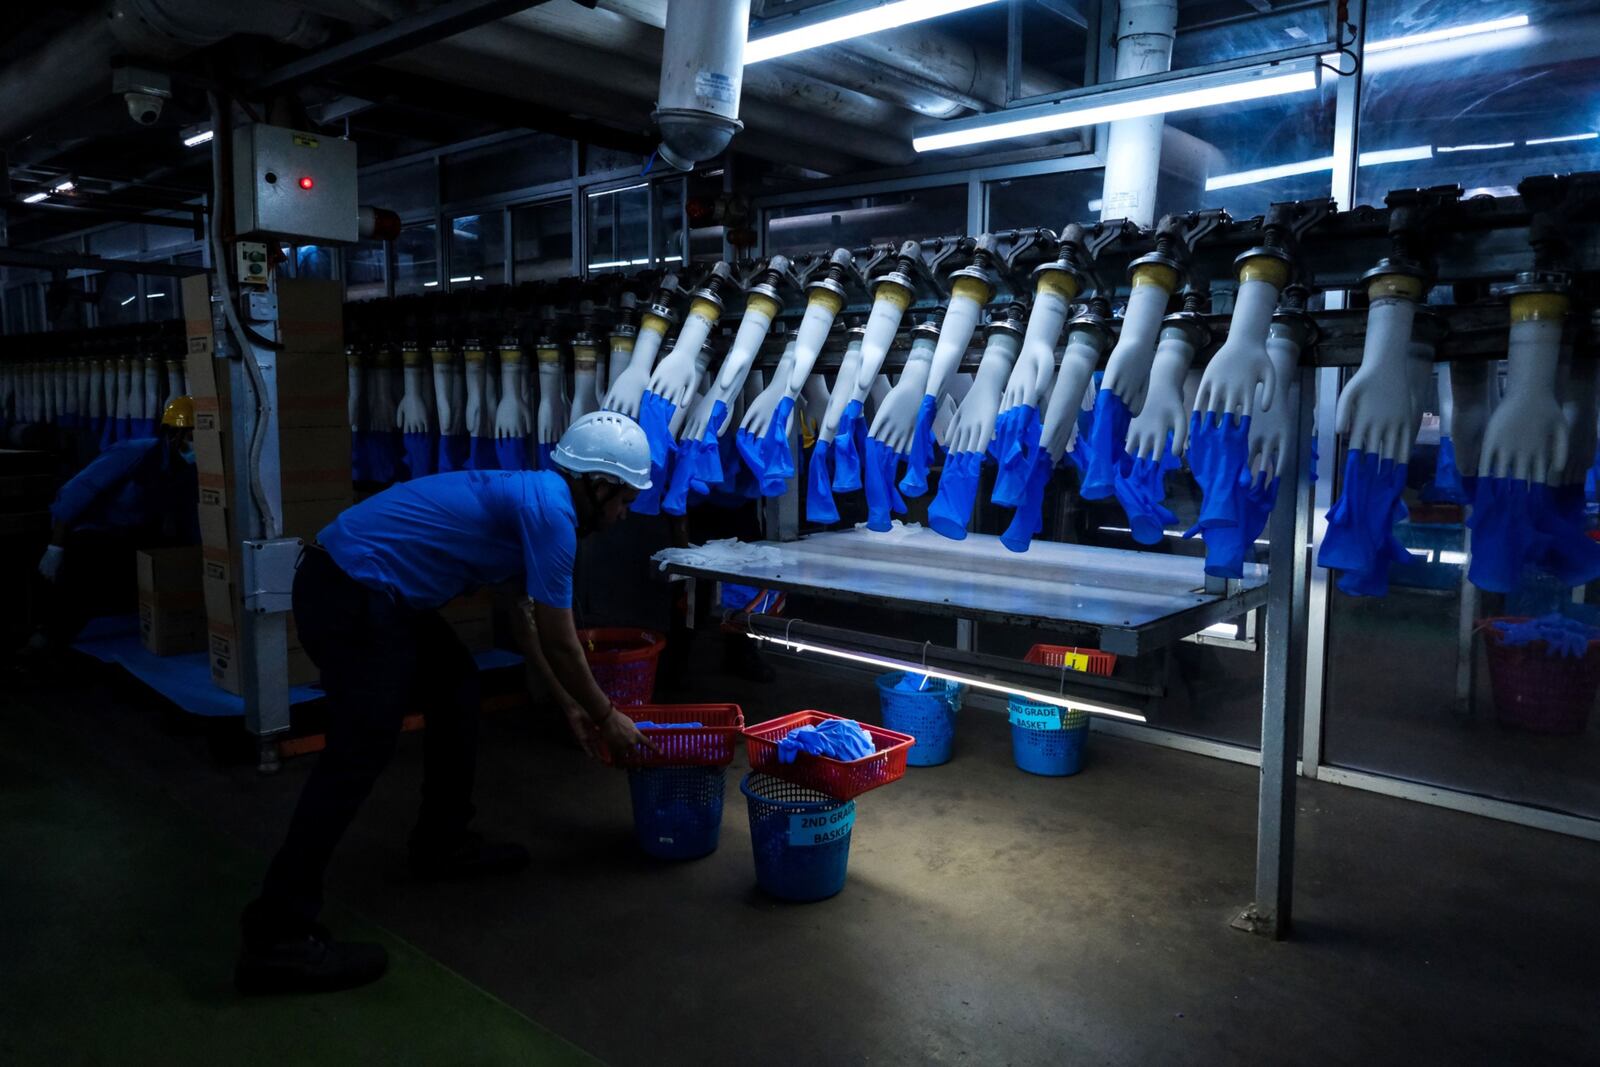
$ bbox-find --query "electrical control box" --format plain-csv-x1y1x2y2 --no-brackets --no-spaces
232,123,358,244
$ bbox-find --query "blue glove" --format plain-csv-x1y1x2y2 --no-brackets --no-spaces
927,450,986,541
351,429,372,482
130,417,156,439
722,583,783,615
1309,433,1319,484
368,430,402,483
806,438,840,524
1186,411,1253,534
736,395,797,498
898,394,941,498
1421,435,1470,505
403,431,436,480
1587,442,1600,504
864,437,907,533
1319,449,1415,597
1528,482,1600,590
1467,477,1537,594
832,400,866,493
1113,443,1181,546
776,718,875,763
991,405,1041,508
663,402,728,515
493,435,528,473
999,449,1052,553
468,434,498,471
638,390,679,471
1079,389,1134,500
1492,613,1600,658
1197,472,1280,579
632,721,705,730
437,433,470,473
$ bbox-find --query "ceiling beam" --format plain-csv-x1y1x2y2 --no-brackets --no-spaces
0,247,204,277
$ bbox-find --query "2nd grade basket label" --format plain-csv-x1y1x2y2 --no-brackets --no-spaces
788,805,856,847
1009,707,1064,731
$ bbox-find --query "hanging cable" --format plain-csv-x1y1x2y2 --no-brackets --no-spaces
207,88,281,540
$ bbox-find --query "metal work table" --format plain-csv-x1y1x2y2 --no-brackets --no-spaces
653,527,1267,658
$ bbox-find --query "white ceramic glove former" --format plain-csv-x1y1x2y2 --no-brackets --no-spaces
1101,260,1180,413
88,359,105,427
1336,266,1424,462
603,298,675,418
1247,315,1314,482
1438,362,1490,482
649,290,724,411
740,340,800,442
943,306,1026,455
141,357,160,425
1480,279,1571,482
570,337,600,424
114,355,131,428
741,255,853,440
1000,263,1081,413
1126,310,1209,463
397,343,433,434
431,344,458,435
495,343,532,440
1038,312,1113,463
681,285,784,442
536,341,569,447
870,266,992,454
463,343,490,438
1194,252,1288,422
816,329,867,448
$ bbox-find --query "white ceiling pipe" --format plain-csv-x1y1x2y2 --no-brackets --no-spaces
654,0,752,170
1099,0,1179,227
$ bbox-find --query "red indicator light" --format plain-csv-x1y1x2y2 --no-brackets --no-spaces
298,176,314,190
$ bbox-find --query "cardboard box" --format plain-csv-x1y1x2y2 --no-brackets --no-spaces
193,425,352,506
139,591,207,656
208,618,313,695
136,546,202,594
182,274,214,361
276,280,344,354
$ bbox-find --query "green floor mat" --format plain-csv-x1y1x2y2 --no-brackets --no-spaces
0,707,599,1067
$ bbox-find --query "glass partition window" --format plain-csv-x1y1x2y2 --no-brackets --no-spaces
587,183,652,272
345,240,387,301
394,223,439,295
657,179,686,270
987,170,1104,231
765,185,967,256
97,272,140,326
513,199,575,283
295,246,337,281
1354,0,1600,205
447,211,505,289
443,134,572,203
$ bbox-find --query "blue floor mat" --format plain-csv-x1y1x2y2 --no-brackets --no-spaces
72,616,522,719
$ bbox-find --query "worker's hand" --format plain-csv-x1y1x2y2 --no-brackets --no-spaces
598,709,657,761
38,544,64,582
559,701,604,760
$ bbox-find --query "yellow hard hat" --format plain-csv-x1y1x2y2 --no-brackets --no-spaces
161,395,196,429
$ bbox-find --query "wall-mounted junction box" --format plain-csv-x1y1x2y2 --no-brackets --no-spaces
232,123,357,244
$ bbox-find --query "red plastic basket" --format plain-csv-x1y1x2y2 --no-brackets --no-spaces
1482,617,1600,735
742,711,915,800
1024,643,1117,677
580,628,667,708
600,703,745,768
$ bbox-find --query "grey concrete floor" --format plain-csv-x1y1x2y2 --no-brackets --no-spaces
17,640,1600,1067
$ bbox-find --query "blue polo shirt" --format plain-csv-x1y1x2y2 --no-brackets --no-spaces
319,470,577,610
51,437,198,540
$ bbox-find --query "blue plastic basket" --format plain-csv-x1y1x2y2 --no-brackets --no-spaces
876,671,966,766
627,766,726,860
741,772,856,902
1007,699,1089,777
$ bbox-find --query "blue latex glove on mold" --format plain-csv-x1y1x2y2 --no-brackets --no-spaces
999,449,1053,554
832,400,866,493
1114,444,1182,547
806,438,840,524
927,450,986,541
493,435,528,473
1185,411,1253,535
1318,449,1415,597
864,437,907,533
736,395,797,498
1421,435,1470,505
777,718,875,763
437,433,470,473
467,434,498,472
1196,473,1279,579
897,394,941,498
1078,390,1133,500
404,431,436,480
990,405,1041,508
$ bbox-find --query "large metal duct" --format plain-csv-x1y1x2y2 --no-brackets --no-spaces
652,0,750,170
0,0,330,148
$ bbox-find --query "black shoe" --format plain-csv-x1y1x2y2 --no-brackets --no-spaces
235,924,388,995
408,832,531,882
722,633,776,683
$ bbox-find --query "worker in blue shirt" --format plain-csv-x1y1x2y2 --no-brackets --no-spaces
30,395,198,651
237,411,657,996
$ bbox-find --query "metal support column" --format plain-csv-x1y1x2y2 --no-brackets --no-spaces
1234,364,1313,939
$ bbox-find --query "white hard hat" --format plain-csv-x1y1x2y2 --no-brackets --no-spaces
552,411,652,490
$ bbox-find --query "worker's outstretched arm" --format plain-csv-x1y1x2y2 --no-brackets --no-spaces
509,599,588,750
531,600,653,759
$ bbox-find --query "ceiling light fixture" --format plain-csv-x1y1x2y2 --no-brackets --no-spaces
745,0,1004,64
1437,141,1515,153
746,631,1148,723
913,58,1319,153
22,191,49,204
1366,14,1529,53
52,179,76,194
1526,132,1597,145
182,129,214,148
1205,144,1433,191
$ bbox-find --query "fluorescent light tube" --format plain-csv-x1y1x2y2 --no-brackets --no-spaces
1207,155,1335,191
1357,144,1433,165
146,292,165,299
746,0,1003,64
1526,132,1597,145
22,191,49,204
588,255,684,269
914,62,1318,153
1437,142,1514,153
120,296,137,306
1366,14,1528,53
183,129,214,147
52,179,75,193
747,632,1147,723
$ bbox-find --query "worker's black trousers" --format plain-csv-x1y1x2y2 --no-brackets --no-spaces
243,547,480,942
